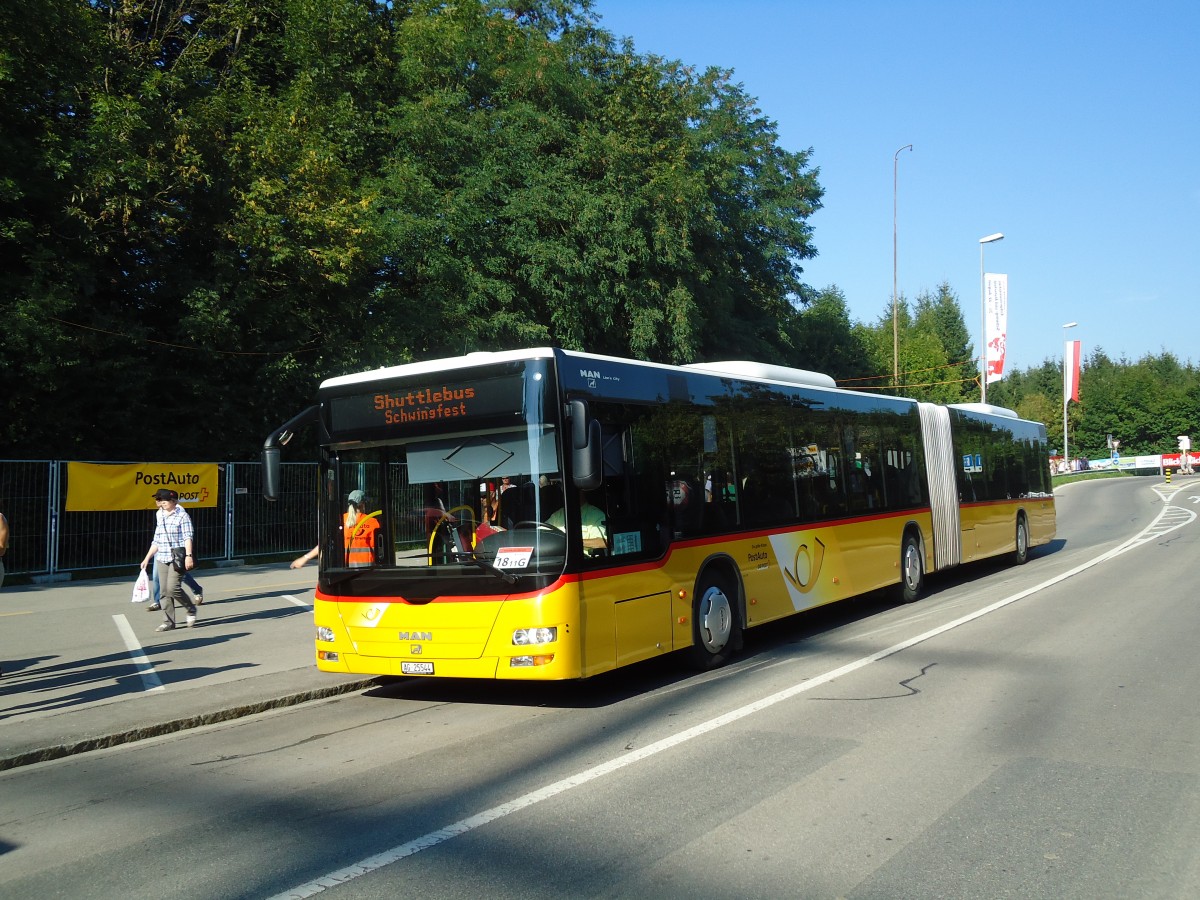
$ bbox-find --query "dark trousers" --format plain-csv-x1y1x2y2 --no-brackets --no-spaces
156,560,196,626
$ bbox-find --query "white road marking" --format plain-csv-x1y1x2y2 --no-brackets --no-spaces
283,594,313,609
111,615,164,693
269,499,1195,899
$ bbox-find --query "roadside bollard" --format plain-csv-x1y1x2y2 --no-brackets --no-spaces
1166,468,1172,484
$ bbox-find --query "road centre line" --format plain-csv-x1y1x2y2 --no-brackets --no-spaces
283,594,313,608
269,500,1193,900
111,615,164,693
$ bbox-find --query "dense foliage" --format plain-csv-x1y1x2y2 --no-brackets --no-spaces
766,283,1199,463
1,1,1193,464
988,349,1200,462
1,0,821,459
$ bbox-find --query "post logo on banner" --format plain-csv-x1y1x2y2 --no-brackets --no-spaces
984,272,1008,383
66,463,220,511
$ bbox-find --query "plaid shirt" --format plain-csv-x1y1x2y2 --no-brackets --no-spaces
152,505,194,563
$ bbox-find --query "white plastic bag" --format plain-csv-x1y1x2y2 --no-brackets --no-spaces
131,569,151,603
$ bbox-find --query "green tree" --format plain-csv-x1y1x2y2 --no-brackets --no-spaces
11,1,810,457
1016,392,1059,445
853,296,962,403
849,305,899,395
0,0,104,449
990,359,1064,448
1074,350,1199,458
786,286,871,382
912,281,974,401
25,0,1200,472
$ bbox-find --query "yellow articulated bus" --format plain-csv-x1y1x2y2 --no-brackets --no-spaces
263,348,1055,680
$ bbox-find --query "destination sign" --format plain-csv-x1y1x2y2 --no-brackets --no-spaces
328,375,526,436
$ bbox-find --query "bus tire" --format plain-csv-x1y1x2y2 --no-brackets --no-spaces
688,573,741,670
899,531,924,604
1013,514,1030,565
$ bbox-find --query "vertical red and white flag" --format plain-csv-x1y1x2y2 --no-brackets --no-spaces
984,272,1008,383
1064,339,1081,402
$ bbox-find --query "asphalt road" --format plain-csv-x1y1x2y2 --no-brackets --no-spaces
0,560,376,769
2,475,1199,899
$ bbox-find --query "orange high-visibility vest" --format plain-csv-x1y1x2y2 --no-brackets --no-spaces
344,512,380,567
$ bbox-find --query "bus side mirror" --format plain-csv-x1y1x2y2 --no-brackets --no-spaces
262,404,320,502
262,447,282,502
569,399,602,491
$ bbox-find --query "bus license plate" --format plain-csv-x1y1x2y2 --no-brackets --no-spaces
402,662,434,675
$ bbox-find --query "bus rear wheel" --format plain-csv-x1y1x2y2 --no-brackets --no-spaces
689,575,740,670
899,532,924,603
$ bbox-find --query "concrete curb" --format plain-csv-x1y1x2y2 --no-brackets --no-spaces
0,677,380,773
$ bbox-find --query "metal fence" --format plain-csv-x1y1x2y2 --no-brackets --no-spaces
0,460,317,579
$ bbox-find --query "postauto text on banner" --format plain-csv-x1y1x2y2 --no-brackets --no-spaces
65,462,220,511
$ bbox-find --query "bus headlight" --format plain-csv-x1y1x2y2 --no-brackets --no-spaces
512,626,557,646
316,626,336,642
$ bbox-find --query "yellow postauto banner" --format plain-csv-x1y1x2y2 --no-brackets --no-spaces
66,463,220,511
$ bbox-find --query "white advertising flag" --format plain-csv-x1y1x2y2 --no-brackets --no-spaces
984,272,1008,383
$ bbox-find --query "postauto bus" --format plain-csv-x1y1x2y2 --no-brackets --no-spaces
262,348,1055,680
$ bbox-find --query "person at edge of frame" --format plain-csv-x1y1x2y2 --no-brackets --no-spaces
0,504,8,675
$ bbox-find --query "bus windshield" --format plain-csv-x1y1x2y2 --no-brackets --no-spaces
320,424,568,592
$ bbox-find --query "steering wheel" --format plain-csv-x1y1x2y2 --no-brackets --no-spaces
513,520,560,532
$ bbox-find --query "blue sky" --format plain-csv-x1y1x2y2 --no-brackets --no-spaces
594,0,1199,374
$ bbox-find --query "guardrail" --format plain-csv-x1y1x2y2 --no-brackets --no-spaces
0,460,317,580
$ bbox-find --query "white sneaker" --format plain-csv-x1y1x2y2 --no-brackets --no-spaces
186,614,197,628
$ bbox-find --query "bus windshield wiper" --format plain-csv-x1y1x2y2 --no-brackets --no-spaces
452,551,518,586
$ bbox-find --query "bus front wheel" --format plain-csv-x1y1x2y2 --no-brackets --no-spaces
1013,515,1030,565
899,532,924,603
689,575,741,670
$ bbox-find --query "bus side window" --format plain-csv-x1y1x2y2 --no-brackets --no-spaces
668,477,704,536
741,457,793,525
600,411,674,557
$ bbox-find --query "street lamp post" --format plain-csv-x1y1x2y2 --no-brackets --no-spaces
1062,321,1078,470
893,144,912,390
978,232,1005,403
